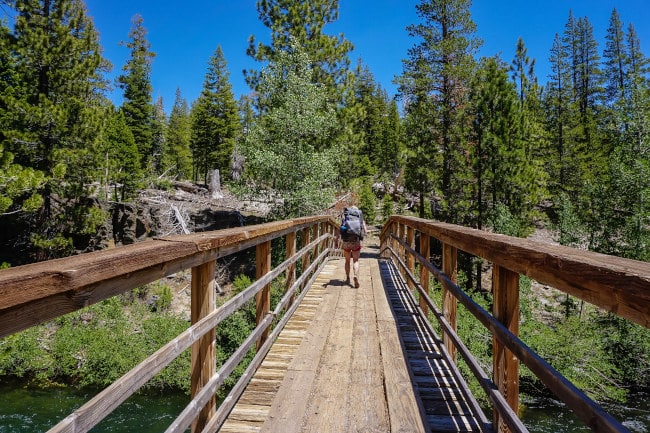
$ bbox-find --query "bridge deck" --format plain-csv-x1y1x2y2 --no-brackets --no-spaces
218,243,491,433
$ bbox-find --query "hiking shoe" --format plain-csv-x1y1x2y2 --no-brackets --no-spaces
354,277,359,288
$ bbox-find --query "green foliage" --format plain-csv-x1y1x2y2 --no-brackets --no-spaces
239,40,339,217
358,181,376,225
246,0,353,101
163,88,193,180
153,285,173,312
98,108,143,201
0,295,191,392
521,315,627,402
191,45,240,184
117,14,155,169
381,193,394,223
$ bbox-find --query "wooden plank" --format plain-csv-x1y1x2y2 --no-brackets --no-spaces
442,243,458,362
373,260,429,433
260,265,340,433
190,261,216,433
300,301,355,432
256,241,271,350
348,257,390,432
493,265,520,433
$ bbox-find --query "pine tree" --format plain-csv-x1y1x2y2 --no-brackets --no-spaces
546,33,573,197
603,9,627,107
151,96,167,174
190,45,240,184
99,108,141,202
3,0,109,260
398,0,481,223
164,88,193,181
246,0,353,100
117,14,155,169
0,17,47,214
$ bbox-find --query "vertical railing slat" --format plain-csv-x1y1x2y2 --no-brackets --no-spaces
419,232,430,315
256,241,272,350
285,231,297,308
442,243,458,363
190,261,216,433
493,265,520,433
406,226,415,291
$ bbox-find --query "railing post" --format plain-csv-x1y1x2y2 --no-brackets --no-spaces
398,222,406,275
190,261,216,433
256,240,271,350
286,231,297,308
319,221,327,254
406,226,415,290
442,243,458,363
419,232,430,315
493,265,520,433
301,226,311,275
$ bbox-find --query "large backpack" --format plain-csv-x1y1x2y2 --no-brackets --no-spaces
340,207,364,241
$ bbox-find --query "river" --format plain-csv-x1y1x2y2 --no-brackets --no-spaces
0,383,648,432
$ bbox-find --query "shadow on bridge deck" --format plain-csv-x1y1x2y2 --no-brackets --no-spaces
218,242,491,433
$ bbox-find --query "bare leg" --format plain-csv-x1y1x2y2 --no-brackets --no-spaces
344,249,351,284
352,249,361,288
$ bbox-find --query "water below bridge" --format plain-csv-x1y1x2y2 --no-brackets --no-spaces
0,382,648,432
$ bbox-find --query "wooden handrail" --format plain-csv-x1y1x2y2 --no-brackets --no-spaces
380,216,650,328
0,215,339,433
380,216,649,433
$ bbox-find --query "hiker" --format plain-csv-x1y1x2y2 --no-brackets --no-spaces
338,206,368,288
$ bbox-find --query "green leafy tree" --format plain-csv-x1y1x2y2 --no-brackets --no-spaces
191,45,240,184
163,88,193,180
117,14,155,170
239,40,339,217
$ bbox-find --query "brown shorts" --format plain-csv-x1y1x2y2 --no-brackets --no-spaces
342,239,361,252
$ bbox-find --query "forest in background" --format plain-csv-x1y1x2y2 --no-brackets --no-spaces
0,0,649,410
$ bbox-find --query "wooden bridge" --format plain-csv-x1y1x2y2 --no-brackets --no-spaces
1,215,649,433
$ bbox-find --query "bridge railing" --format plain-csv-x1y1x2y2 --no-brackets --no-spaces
0,215,340,433
380,215,650,433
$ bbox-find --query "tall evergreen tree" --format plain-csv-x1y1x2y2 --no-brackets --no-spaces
99,108,141,202
511,37,536,106
398,0,481,223
546,33,574,197
0,17,47,214
603,9,627,107
151,96,166,174
164,88,192,180
117,14,155,169
3,0,109,260
246,0,353,99
190,45,240,184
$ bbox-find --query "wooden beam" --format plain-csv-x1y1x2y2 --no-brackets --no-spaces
390,216,650,329
256,241,272,350
191,261,216,433
285,232,297,308
492,265,520,433
442,243,458,362
419,233,430,315
406,226,415,291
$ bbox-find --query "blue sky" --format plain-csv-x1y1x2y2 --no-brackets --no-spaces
82,0,650,114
